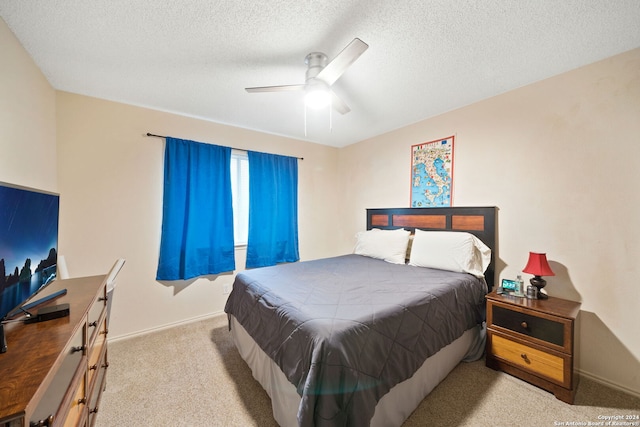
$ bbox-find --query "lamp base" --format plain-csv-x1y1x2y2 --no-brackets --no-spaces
530,276,548,299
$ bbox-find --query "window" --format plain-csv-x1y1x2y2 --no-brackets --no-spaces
230,150,249,246
156,138,297,279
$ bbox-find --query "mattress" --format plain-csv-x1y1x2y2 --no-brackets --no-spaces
230,315,484,427
224,254,487,426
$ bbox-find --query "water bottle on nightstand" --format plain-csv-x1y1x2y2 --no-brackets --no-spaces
516,274,525,297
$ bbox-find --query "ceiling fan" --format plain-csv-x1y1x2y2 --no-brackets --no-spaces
245,38,369,114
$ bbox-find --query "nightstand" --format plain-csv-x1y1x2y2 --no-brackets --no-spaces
485,291,581,404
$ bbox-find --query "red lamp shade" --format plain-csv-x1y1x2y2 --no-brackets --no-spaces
522,252,555,277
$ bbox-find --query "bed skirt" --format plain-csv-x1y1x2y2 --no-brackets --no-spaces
229,315,485,427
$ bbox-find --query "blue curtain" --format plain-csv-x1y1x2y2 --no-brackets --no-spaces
156,137,235,280
246,151,299,268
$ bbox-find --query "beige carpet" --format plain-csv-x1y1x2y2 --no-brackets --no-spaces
95,315,639,426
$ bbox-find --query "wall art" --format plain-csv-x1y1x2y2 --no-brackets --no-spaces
410,135,454,207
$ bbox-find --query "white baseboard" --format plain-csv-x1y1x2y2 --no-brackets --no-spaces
578,368,640,399
107,310,226,343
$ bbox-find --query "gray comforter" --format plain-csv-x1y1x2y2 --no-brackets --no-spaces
224,254,487,426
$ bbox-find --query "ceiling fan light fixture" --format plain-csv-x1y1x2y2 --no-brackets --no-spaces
245,38,369,116
304,87,331,109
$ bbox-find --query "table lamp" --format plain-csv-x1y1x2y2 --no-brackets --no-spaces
522,252,554,299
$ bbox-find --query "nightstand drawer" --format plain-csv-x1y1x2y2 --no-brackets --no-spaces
490,334,570,388
492,305,563,345
488,301,574,353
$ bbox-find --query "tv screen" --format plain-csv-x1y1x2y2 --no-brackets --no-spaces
0,182,59,321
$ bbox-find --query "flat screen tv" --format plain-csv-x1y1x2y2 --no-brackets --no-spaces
0,181,59,321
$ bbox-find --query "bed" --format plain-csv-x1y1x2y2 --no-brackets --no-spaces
224,206,497,426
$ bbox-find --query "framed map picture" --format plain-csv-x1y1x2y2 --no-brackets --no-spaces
410,136,454,207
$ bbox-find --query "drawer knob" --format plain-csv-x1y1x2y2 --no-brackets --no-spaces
90,363,98,371
520,321,528,329
89,320,98,328
71,345,86,354
78,397,87,405
520,353,530,363
30,415,54,426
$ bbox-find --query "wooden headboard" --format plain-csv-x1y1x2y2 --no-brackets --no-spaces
366,206,498,290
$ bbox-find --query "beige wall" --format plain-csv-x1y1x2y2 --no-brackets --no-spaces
55,92,340,339
337,48,640,395
0,18,57,190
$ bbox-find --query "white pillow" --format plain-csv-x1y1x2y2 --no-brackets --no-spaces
408,230,491,277
354,228,411,264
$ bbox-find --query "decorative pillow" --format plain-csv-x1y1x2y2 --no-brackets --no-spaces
408,230,491,277
354,228,411,264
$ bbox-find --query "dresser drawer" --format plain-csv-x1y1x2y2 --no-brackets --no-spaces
30,324,86,425
489,301,573,353
490,333,570,388
62,375,86,427
87,285,107,345
88,351,109,426
87,318,108,395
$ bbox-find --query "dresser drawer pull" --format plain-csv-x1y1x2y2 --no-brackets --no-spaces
100,328,109,335
520,321,528,329
78,397,87,405
520,353,531,363
30,415,54,426
98,296,108,302
89,320,98,328
90,363,98,371
90,406,99,414
71,345,86,353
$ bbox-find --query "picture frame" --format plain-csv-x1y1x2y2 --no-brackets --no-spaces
410,136,455,207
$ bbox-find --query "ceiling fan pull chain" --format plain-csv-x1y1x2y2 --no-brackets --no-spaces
329,101,333,133
304,104,307,137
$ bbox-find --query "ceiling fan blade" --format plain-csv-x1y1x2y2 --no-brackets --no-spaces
316,38,369,86
245,84,305,93
331,91,351,115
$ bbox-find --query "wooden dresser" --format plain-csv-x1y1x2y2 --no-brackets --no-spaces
486,291,581,404
0,275,109,427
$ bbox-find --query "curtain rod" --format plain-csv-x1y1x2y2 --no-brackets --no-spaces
146,133,304,160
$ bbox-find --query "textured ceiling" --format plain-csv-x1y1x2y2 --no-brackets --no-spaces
2,1,639,147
